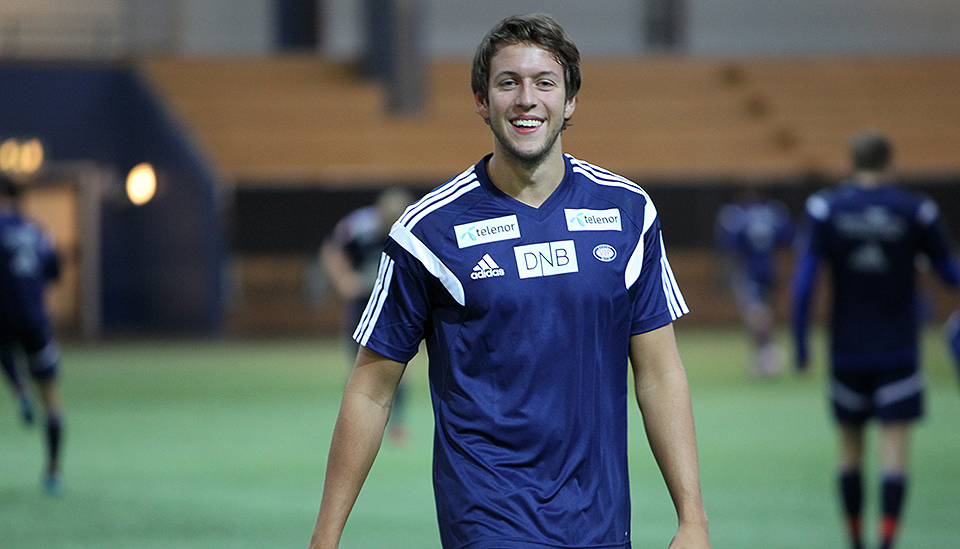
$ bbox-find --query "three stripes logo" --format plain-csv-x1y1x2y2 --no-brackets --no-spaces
471,254,505,280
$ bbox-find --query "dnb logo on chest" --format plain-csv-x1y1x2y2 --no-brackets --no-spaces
514,240,579,279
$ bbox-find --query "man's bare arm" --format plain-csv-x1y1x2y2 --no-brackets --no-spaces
630,324,709,548
308,346,406,549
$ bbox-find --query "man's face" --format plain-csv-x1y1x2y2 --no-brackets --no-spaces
475,42,576,168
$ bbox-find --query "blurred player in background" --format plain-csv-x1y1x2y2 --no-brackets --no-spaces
319,186,413,444
308,13,708,549
715,190,794,378
0,174,66,496
945,309,960,385
791,130,960,549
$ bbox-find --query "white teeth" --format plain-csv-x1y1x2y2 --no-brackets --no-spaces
512,119,542,128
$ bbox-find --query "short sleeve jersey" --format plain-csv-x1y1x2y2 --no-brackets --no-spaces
354,154,687,549
0,211,59,336
801,182,955,371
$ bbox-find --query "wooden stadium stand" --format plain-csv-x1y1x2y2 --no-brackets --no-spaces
141,55,960,185
139,55,960,333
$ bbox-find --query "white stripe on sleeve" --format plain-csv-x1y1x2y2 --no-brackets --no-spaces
625,195,659,289
659,235,688,320
354,253,395,346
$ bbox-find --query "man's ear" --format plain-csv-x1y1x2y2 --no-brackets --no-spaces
475,91,489,120
564,95,577,120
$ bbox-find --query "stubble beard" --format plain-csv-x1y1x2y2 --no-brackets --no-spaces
490,119,565,171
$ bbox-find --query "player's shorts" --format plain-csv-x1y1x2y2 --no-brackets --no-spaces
831,365,924,425
0,321,59,381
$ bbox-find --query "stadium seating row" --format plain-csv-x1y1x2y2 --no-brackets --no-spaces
139,55,960,334
142,55,960,185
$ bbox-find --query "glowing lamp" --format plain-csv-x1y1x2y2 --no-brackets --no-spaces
0,137,44,174
18,138,44,174
126,162,157,206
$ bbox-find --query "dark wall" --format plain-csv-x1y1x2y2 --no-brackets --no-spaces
0,62,226,335
231,185,434,254
231,175,960,255
231,187,384,254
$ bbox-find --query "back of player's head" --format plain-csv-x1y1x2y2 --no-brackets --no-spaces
376,186,413,226
849,129,892,172
471,13,581,104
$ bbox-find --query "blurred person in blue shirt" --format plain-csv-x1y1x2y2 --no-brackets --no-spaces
792,130,960,549
715,190,794,377
0,174,66,496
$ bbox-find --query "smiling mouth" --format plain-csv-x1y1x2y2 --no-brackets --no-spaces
512,119,543,129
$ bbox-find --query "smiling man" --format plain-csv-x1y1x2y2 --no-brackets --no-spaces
307,14,709,549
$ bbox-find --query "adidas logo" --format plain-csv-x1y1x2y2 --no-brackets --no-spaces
471,254,506,280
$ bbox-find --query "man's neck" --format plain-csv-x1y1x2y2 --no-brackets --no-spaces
486,147,566,208
852,169,887,189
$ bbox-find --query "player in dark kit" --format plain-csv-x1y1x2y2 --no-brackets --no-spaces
946,310,960,384
320,187,413,444
715,192,794,377
792,131,960,549
308,13,709,549
0,175,66,496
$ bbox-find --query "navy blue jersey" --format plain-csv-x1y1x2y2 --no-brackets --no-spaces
354,154,687,549
0,210,60,338
793,182,959,372
715,199,794,288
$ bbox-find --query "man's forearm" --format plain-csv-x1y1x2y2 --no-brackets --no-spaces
631,326,709,547
308,391,391,548
637,365,706,526
309,351,405,548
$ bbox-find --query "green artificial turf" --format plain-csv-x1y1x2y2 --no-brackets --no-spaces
0,327,957,548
